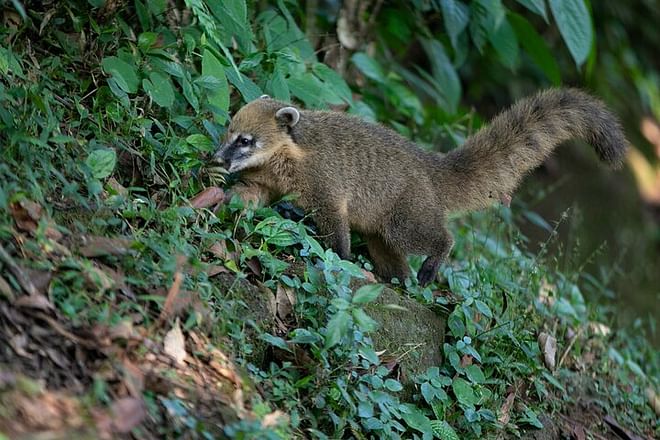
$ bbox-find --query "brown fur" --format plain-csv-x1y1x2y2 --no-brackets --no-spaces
215,89,627,285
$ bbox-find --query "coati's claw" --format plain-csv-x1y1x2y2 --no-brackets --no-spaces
417,256,442,286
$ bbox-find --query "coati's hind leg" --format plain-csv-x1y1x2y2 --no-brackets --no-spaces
384,199,454,286
364,234,410,282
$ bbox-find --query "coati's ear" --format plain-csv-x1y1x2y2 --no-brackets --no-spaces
275,106,300,128
259,94,270,100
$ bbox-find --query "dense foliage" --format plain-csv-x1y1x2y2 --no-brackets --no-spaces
0,0,658,439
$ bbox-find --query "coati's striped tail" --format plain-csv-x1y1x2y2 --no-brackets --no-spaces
435,88,627,213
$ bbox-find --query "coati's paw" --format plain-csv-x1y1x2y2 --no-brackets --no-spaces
417,256,441,286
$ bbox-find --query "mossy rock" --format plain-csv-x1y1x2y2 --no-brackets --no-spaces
212,273,277,367
365,286,446,398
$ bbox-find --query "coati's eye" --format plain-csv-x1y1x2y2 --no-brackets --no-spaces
238,136,253,146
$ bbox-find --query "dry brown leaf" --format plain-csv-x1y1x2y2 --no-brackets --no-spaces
261,410,288,428
208,240,229,259
107,177,128,196
361,269,377,283
190,187,225,209
122,358,145,397
275,284,295,320
10,200,41,233
14,293,55,311
164,318,187,366
0,274,15,300
159,271,184,322
246,256,262,277
110,397,146,434
498,392,515,425
78,236,134,257
538,332,557,370
646,387,660,416
206,264,229,277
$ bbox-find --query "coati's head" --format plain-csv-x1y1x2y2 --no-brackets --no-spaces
214,95,301,173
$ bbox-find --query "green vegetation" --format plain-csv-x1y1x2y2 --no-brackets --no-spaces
0,0,658,439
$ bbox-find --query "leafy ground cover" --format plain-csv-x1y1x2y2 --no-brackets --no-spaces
0,1,658,439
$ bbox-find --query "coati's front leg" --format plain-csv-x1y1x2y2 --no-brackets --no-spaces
313,208,351,260
225,183,272,208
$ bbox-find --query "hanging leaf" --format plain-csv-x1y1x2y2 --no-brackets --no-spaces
352,284,384,304
515,0,548,22
509,13,561,85
549,0,593,67
440,0,470,50
202,49,230,123
489,17,519,69
351,53,386,84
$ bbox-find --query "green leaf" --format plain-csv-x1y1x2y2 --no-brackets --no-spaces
352,308,378,332
202,49,229,123
351,53,386,84
489,17,519,69
431,420,460,440
384,378,403,392
142,72,174,108
86,149,117,179
474,300,492,318
185,134,213,151
352,284,384,304
452,378,479,405
515,0,548,21
254,217,299,247
549,0,593,67
226,67,262,102
259,333,292,352
523,210,552,232
420,39,461,114
465,365,486,383
324,310,350,349
401,404,434,436
101,56,138,94
439,0,470,50
509,13,561,85
312,63,353,104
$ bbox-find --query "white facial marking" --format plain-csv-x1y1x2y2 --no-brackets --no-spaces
228,153,268,173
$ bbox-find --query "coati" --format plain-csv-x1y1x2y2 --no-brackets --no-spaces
214,88,627,286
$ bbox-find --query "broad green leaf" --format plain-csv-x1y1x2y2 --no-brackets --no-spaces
142,71,174,108
516,0,548,21
86,149,117,179
549,0,593,67
431,420,460,440
202,49,229,123
351,53,386,84
254,217,299,247
287,74,327,108
384,379,403,392
324,310,350,348
312,63,353,104
259,333,292,352
489,17,519,69
352,308,378,332
352,284,384,304
206,0,254,54
185,134,213,151
101,56,138,93
439,0,470,50
509,13,561,85
452,378,479,406
226,67,262,102
400,404,434,436
420,39,461,114
465,365,486,383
